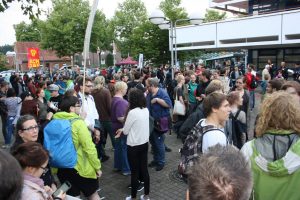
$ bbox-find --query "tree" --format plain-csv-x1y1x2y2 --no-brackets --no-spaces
1,0,45,19
159,0,188,23
0,45,13,54
111,0,148,58
204,9,226,23
41,0,108,58
14,20,42,42
106,53,114,67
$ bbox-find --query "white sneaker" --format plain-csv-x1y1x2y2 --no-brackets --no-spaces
125,196,132,200
140,195,150,200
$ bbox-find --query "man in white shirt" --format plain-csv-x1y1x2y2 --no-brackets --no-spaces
77,77,100,144
201,92,231,152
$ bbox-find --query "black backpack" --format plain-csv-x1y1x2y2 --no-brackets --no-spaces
250,74,258,89
178,119,224,178
230,110,247,149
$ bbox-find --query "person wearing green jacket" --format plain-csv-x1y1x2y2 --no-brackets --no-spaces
241,91,300,200
55,95,102,200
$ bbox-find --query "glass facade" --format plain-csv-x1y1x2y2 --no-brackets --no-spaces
249,48,300,70
249,0,300,14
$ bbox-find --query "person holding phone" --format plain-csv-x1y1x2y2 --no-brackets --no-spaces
12,142,66,200
55,96,102,200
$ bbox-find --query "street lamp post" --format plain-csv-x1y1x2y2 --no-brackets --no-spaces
149,10,204,79
174,13,204,68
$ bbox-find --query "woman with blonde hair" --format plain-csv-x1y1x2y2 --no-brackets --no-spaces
111,81,131,175
241,91,300,200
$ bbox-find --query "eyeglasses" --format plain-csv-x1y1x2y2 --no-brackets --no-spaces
74,104,81,107
22,125,39,132
85,85,93,88
236,82,243,84
40,166,49,175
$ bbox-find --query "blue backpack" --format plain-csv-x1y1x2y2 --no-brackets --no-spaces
44,118,79,168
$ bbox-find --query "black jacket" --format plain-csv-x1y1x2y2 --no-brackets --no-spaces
178,103,205,143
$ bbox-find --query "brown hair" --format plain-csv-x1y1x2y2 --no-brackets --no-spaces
203,93,227,117
12,142,49,169
188,144,252,200
36,88,43,97
281,81,300,95
268,78,285,91
205,80,224,95
227,91,240,106
0,150,23,200
255,91,300,136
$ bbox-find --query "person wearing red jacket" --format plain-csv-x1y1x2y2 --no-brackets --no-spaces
245,64,258,111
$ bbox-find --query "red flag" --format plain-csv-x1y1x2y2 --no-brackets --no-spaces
27,48,40,68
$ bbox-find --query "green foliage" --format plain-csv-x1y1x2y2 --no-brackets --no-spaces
159,0,188,23
14,20,42,42
106,53,114,67
0,45,13,54
40,0,90,57
204,9,226,23
0,0,45,19
91,11,111,53
111,0,148,57
0,53,7,68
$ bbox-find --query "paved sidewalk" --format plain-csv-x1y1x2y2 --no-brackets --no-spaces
99,132,187,200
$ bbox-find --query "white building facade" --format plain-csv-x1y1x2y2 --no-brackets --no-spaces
174,0,300,69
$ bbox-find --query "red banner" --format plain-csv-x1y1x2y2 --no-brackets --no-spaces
27,48,40,68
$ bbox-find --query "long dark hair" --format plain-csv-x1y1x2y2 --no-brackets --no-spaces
128,88,146,110
125,88,146,120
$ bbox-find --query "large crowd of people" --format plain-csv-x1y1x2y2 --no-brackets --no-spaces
0,60,299,200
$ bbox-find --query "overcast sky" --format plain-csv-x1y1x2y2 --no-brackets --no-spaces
0,0,209,46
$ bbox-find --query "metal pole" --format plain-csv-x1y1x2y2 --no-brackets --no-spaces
170,21,174,80
174,20,178,70
82,0,99,97
113,40,116,66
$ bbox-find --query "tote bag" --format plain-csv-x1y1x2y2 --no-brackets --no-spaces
173,88,185,116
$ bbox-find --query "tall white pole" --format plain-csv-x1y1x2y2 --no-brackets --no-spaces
170,21,174,80
174,21,178,70
82,0,99,95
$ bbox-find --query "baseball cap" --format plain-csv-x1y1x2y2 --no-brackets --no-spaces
48,84,59,91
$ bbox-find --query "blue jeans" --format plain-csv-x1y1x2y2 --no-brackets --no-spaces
249,90,255,110
114,135,130,173
150,130,165,166
5,116,15,145
101,121,116,149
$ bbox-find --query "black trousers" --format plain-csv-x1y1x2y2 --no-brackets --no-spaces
127,142,150,198
1,114,7,140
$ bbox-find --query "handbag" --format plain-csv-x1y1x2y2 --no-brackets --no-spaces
173,89,185,116
154,116,169,132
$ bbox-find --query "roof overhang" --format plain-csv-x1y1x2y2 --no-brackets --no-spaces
210,0,248,15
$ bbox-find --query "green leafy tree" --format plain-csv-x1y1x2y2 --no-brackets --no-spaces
41,0,90,58
159,0,188,23
14,20,42,42
111,0,148,58
204,9,226,23
106,53,114,67
0,53,7,69
1,0,45,19
41,0,108,58
0,45,13,54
